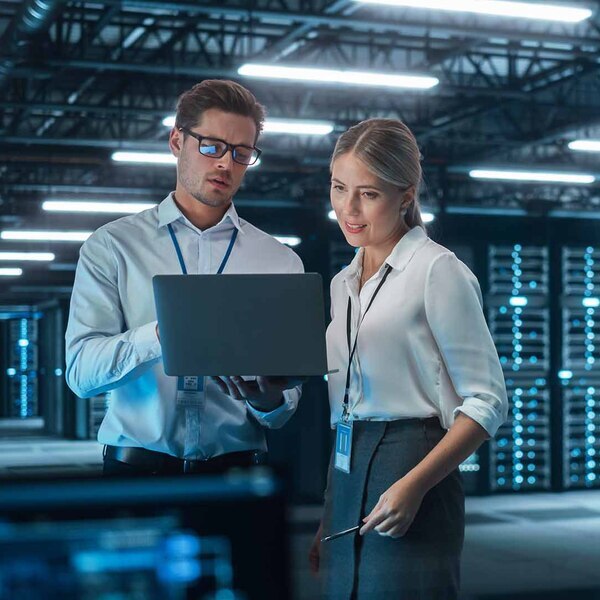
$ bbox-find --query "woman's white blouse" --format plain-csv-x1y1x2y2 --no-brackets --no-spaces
326,226,508,437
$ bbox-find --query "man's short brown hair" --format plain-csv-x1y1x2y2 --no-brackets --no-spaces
175,79,266,139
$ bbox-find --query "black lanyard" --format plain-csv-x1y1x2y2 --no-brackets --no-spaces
167,223,238,275
342,264,392,420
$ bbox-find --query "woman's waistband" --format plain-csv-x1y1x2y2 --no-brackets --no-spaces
350,416,442,432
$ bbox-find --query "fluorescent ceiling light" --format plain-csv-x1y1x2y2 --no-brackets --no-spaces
353,0,592,23
112,151,177,165
263,119,334,135
274,236,302,247
0,252,55,261
558,370,573,380
329,209,436,222
469,169,595,184
162,114,334,135
0,268,23,276
569,140,600,153
1,231,92,242
238,64,439,90
43,200,157,214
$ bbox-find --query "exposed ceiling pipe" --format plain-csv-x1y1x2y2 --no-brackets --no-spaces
0,0,61,89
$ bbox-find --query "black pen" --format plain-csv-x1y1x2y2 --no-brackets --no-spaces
321,525,360,542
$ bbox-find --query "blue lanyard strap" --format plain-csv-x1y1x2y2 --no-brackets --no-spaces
218,228,238,274
167,223,238,275
167,223,187,274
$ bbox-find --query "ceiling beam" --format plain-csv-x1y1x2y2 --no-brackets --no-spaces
97,1,600,47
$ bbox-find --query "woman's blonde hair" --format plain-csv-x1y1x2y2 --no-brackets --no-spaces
330,118,424,228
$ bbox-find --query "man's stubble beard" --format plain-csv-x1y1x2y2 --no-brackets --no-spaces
180,169,234,208
190,188,232,208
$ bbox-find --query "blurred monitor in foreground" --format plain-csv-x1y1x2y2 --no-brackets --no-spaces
0,470,287,600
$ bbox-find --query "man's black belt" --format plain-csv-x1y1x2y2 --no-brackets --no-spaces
103,444,266,474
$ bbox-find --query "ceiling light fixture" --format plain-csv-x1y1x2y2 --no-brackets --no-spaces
353,0,592,23
0,252,55,261
43,201,157,214
111,151,177,165
568,140,600,153
0,268,23,276
263,119,334,135
1,231,92,242
162,115,334,135
328,209,436,222
469,169,595,184
238,64,439,90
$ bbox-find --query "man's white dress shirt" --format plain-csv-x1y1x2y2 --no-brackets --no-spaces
66,193,303,459
326,226,508,437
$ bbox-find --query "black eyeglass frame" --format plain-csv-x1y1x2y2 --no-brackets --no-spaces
178,127,262,165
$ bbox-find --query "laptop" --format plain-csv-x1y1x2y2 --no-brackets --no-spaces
153,273,328,376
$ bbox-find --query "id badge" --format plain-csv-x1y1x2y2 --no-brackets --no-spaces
334,420,353,474
176,376,204,406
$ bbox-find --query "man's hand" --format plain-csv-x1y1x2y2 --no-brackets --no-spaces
209,376,304,412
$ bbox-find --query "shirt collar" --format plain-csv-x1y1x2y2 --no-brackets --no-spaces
157,192,180,228
157,191,244,234
385,225,428,271
343,225,428,281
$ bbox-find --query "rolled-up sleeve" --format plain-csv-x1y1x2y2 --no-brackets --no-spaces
65,229,162,398
424,252,508,437
246,386,301,429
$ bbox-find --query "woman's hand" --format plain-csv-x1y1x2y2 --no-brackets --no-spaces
359,476,426,538
309,521,323,575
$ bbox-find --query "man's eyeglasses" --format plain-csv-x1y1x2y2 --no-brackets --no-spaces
179,127,262,166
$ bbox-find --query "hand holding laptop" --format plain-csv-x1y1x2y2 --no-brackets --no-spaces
209,375,305,412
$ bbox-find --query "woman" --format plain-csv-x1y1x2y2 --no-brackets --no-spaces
309,118,508,599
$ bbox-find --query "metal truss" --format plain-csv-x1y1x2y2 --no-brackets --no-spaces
1,0,600,219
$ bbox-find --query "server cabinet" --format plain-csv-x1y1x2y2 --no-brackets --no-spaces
487,245,552,491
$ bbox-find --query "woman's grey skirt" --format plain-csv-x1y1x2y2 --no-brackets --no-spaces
320,417,465,600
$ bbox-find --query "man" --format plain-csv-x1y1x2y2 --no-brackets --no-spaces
66,80,303,475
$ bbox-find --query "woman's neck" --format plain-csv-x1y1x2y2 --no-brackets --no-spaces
362,223,410,277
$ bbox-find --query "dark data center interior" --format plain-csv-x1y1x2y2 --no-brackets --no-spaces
2,1,600,599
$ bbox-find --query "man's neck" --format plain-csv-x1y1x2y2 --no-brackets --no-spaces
172,191,231,231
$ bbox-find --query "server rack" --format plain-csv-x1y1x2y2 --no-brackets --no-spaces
5,316,40,419
487,244,552,491
561,246,600,489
